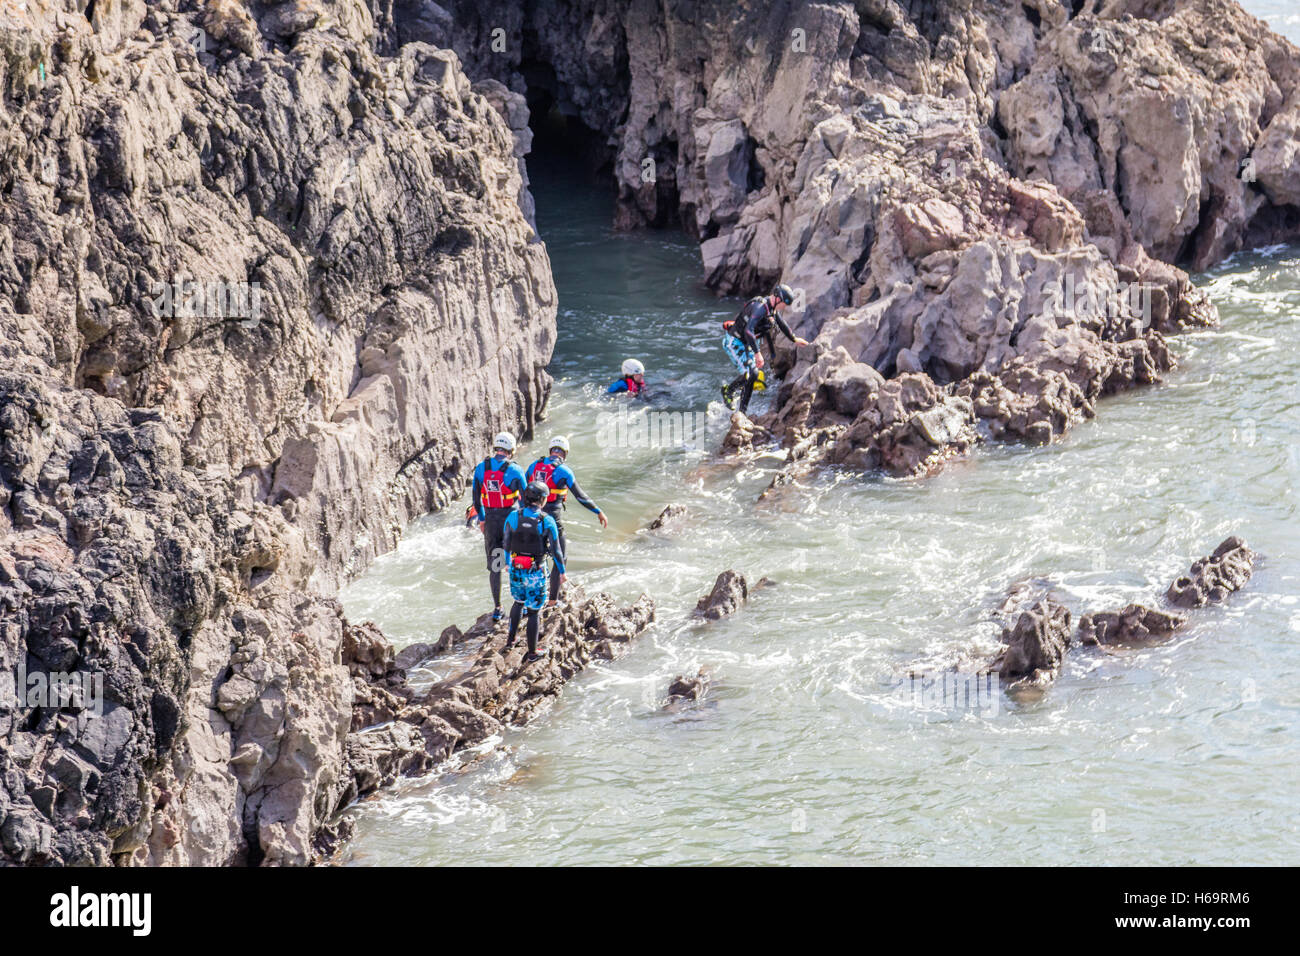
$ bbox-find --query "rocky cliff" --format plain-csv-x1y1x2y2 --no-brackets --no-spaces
1,0,554,865
385,0,1299,473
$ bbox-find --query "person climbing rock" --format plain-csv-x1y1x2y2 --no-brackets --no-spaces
720,283,809,413
607,358,649,398
502,480,567,662
471,432,527,621
526,435,607,607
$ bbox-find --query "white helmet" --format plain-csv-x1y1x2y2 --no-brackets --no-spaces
492,431,516,453
549,435,570,455
621,358,644,377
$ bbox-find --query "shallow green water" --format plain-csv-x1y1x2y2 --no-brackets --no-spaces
339,103,1300,867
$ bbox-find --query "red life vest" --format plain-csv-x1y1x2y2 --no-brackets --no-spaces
478,457,518,510
530,458,567,504
623,376,645,396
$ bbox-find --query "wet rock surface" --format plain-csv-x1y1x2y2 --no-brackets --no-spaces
1,2,554,866
1166,537,1257,608
693,571,749,621
647,503,689,534
392,625,464,671
996,600,1074,684
1078,605,1188,647
993,537,1256,688
720,412,774,456
318,584,654,857
666,668,712,703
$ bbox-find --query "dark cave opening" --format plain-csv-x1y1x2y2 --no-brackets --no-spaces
519,57,614,190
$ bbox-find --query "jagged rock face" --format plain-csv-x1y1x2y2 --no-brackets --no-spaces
394,0,1297,475
1,1,555,865
398,0,1299,289
320,585,655,855
999,1,1300,270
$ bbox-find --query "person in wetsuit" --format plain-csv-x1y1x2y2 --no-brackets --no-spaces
720,283,809,413
525,435,607,606
470,432,527,621
607,358,648,399
502,481,566,662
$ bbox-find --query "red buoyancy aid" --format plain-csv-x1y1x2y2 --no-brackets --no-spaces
479,457,519,510
623,376,645,396
530,459,567,504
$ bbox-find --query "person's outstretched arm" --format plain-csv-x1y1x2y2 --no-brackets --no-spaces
606,379,628,394
561,468,602,517
738,322,760,354
773,312,810,346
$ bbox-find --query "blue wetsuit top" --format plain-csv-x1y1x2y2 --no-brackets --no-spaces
606,376,647,397
502,507,566,573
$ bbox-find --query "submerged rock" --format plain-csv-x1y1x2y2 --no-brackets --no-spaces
991,537,1256,688
647,503,689,534
666,667,712,704
1166,537,1256,609
1078,605,1188,646
693,571,749,621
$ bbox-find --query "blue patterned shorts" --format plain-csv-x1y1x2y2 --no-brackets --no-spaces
509,563,548,611
722,334,756,373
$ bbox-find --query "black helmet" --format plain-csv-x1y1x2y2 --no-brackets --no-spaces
772,283,794,305
522,480,548,508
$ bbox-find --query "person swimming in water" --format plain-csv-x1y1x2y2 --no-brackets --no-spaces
607,358,648,399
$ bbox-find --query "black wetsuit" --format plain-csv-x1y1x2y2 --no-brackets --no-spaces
725,296,798,412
